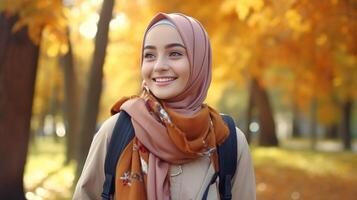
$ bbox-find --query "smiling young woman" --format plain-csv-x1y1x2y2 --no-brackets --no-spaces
73,13,256,200
141,22,190,100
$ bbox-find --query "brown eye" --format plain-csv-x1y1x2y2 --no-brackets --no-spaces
169,52,182,57
144,53,155,59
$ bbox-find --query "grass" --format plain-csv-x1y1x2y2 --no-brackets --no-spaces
24,137,357,200
24,137,75,200
253,146,357,200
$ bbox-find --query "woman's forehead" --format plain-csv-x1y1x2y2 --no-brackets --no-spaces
144,25,184,47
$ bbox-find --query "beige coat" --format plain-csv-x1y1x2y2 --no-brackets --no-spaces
73,113,256,200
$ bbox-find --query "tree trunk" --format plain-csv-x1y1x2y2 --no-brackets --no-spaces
292,102,302,138
76,0,115,178
0,14,40,199
245,80,255,144
340,100,352,150
252,78,279,146
59,28,79,164
325,123,338,139
49,75,60,142
309,98,317,150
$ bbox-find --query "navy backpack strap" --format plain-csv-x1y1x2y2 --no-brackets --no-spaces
102,111,135,200
218,114,238,200
201,172,219,199
202,114,238,200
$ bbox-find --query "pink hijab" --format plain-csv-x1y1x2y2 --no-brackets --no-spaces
120,12,213,200
141,12,212,115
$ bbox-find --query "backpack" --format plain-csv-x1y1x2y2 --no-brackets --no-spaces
102,111,238,200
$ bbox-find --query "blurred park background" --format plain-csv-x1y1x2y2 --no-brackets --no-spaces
1,0,357,199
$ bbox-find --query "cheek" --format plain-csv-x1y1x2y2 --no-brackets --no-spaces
141,63,152,80
176,60,190,84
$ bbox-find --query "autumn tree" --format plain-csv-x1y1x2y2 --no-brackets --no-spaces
76,0,116,177
271,0,357,149
217,0,356,148
59,26,79,163
0,13,39,199
0,0,67,197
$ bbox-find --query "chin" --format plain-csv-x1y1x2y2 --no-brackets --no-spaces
151,90,178,100
152,93,173,100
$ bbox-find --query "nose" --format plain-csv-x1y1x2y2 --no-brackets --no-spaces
153,55,169,72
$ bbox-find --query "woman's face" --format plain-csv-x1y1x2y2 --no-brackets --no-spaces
141,24,190,100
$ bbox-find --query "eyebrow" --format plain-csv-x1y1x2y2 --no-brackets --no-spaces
143,43,186,50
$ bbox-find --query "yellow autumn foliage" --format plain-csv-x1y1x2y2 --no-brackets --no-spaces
0,0,68,54
5,0,355,126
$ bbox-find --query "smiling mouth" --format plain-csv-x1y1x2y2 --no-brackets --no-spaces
152,77,177,83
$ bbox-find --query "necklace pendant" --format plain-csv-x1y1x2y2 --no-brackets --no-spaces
170,165,183,177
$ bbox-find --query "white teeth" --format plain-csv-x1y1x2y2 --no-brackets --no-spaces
154,77,175,82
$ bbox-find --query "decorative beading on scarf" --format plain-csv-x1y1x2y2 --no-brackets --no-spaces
119,171,144,187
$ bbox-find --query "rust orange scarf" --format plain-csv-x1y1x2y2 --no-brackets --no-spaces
110,94,229,200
